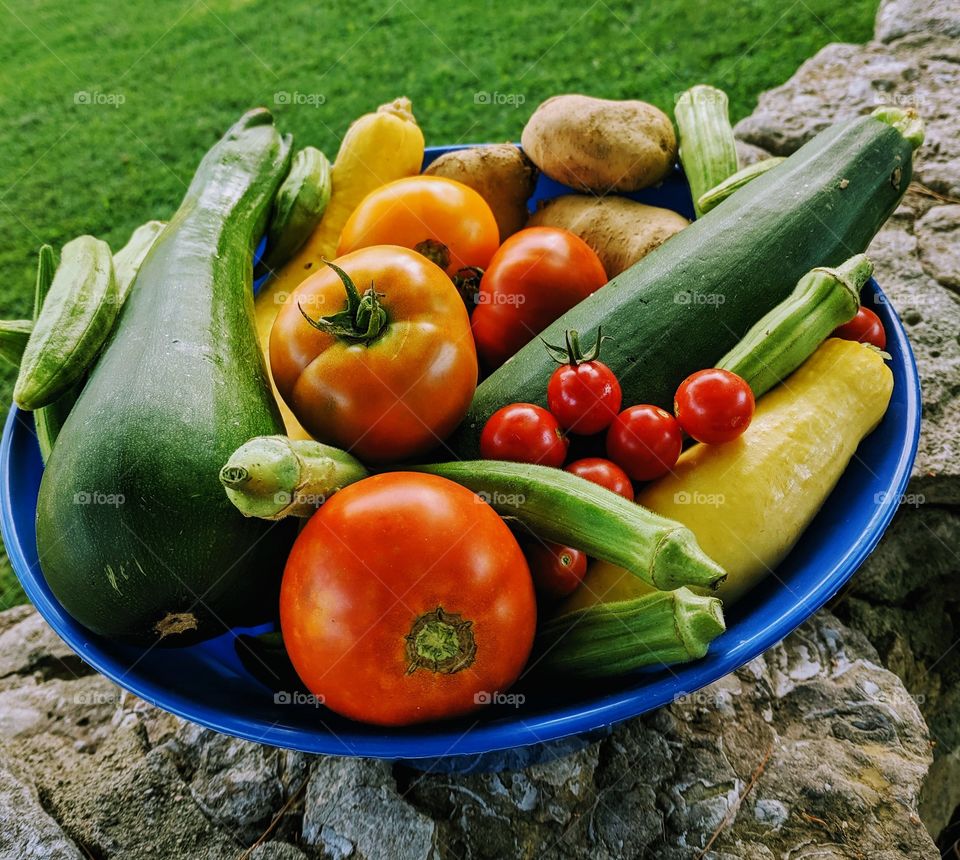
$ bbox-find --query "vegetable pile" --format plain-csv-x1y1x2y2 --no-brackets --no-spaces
3,89,923,728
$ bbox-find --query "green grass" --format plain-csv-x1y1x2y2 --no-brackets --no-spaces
0,0,877,609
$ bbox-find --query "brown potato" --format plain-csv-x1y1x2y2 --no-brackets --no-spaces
528,195,688,277
521,94,677,193
423,144,538,240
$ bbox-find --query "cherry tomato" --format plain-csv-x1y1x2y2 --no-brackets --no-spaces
674,368,755,445
546,335,622,434
832,306,887,349
471,228,607,369
480,403,568,467
280,472,536,726
523,541,587,599
270,247,477,463
605,405,683,481
565,458,634,500
337,176,500,276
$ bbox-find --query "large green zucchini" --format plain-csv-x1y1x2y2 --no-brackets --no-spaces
36,110,295,642
449,112,919,458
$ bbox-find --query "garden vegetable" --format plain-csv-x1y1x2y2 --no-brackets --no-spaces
337,175,500,276
527,195,688,277
258,146,332,275
521,94,676,193
255,97,424,438
538,587,724,677
479,403,568,467
113,220,165,304
564,458,633,500
471,227,606,369
36,109,295,641
524,541,587,599
279,472,536,726
545,329,622,435
411,460,726,592
636,338,894,602
605,405,682,481
449,108,923,458
220,435,367,519
424,143,538,238
673,368,755,445
697,157,785,213
270,249,477,463
716,255,869,398
674,85,739,218
0,320,31,368
833,305,887,349
14,236,118,411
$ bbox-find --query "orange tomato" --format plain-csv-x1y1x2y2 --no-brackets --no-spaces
279,472,536,726
337,176,500,276
269,246,477,462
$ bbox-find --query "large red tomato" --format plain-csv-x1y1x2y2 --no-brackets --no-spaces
279,472,537,726
269,246,477,463
337,176,500,276
471,227,607,369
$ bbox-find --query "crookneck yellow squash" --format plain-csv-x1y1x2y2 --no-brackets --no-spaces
255,97,425,438
559,338,894,613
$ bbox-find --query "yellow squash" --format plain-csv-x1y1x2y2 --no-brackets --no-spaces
255,97,425,437
559,338,894,613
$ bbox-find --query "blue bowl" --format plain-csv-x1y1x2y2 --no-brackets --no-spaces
0,145,920,768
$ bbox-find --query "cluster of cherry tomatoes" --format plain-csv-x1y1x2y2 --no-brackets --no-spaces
479,331,756,598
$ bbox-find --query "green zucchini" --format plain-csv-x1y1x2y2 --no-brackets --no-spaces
717,254,869,398
258,146,331,275
14,237,117,411
448,108,922,458
697,157,785,213
113,220,165,305
36,109,295,642
0,320,32,368
675,85,739,218
410,460,726,592
537,587,725,677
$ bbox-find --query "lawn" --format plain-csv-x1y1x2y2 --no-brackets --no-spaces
0,0,878,608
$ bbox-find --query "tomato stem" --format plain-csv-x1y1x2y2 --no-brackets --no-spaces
405,606,476,675
542,327,608,366
298,258,388,344
414,238,451,271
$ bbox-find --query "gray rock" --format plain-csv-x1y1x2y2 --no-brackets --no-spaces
916,204,960,292
302,757,437,860
876,0,960,43
734,33,960,198
0,749,83,860
247,842,310,860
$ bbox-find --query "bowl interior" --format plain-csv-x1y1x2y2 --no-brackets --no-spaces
0,145,920,762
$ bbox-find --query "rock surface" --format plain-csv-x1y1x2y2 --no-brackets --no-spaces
1,1,958,857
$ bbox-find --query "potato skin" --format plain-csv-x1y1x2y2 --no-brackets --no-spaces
424,144,538,239
528,195,688,277
521,95,677,193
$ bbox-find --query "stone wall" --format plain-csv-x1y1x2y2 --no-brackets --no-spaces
1,0,957,856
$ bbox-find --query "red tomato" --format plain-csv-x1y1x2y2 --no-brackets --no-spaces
565,457,634,500
471,228,607,369
279,473,536,726
480,403,569,467
523,541,587,599
606,405,683,481
674,368,755,445
337,176,500,276
547,357,622,435
832,306,887,349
